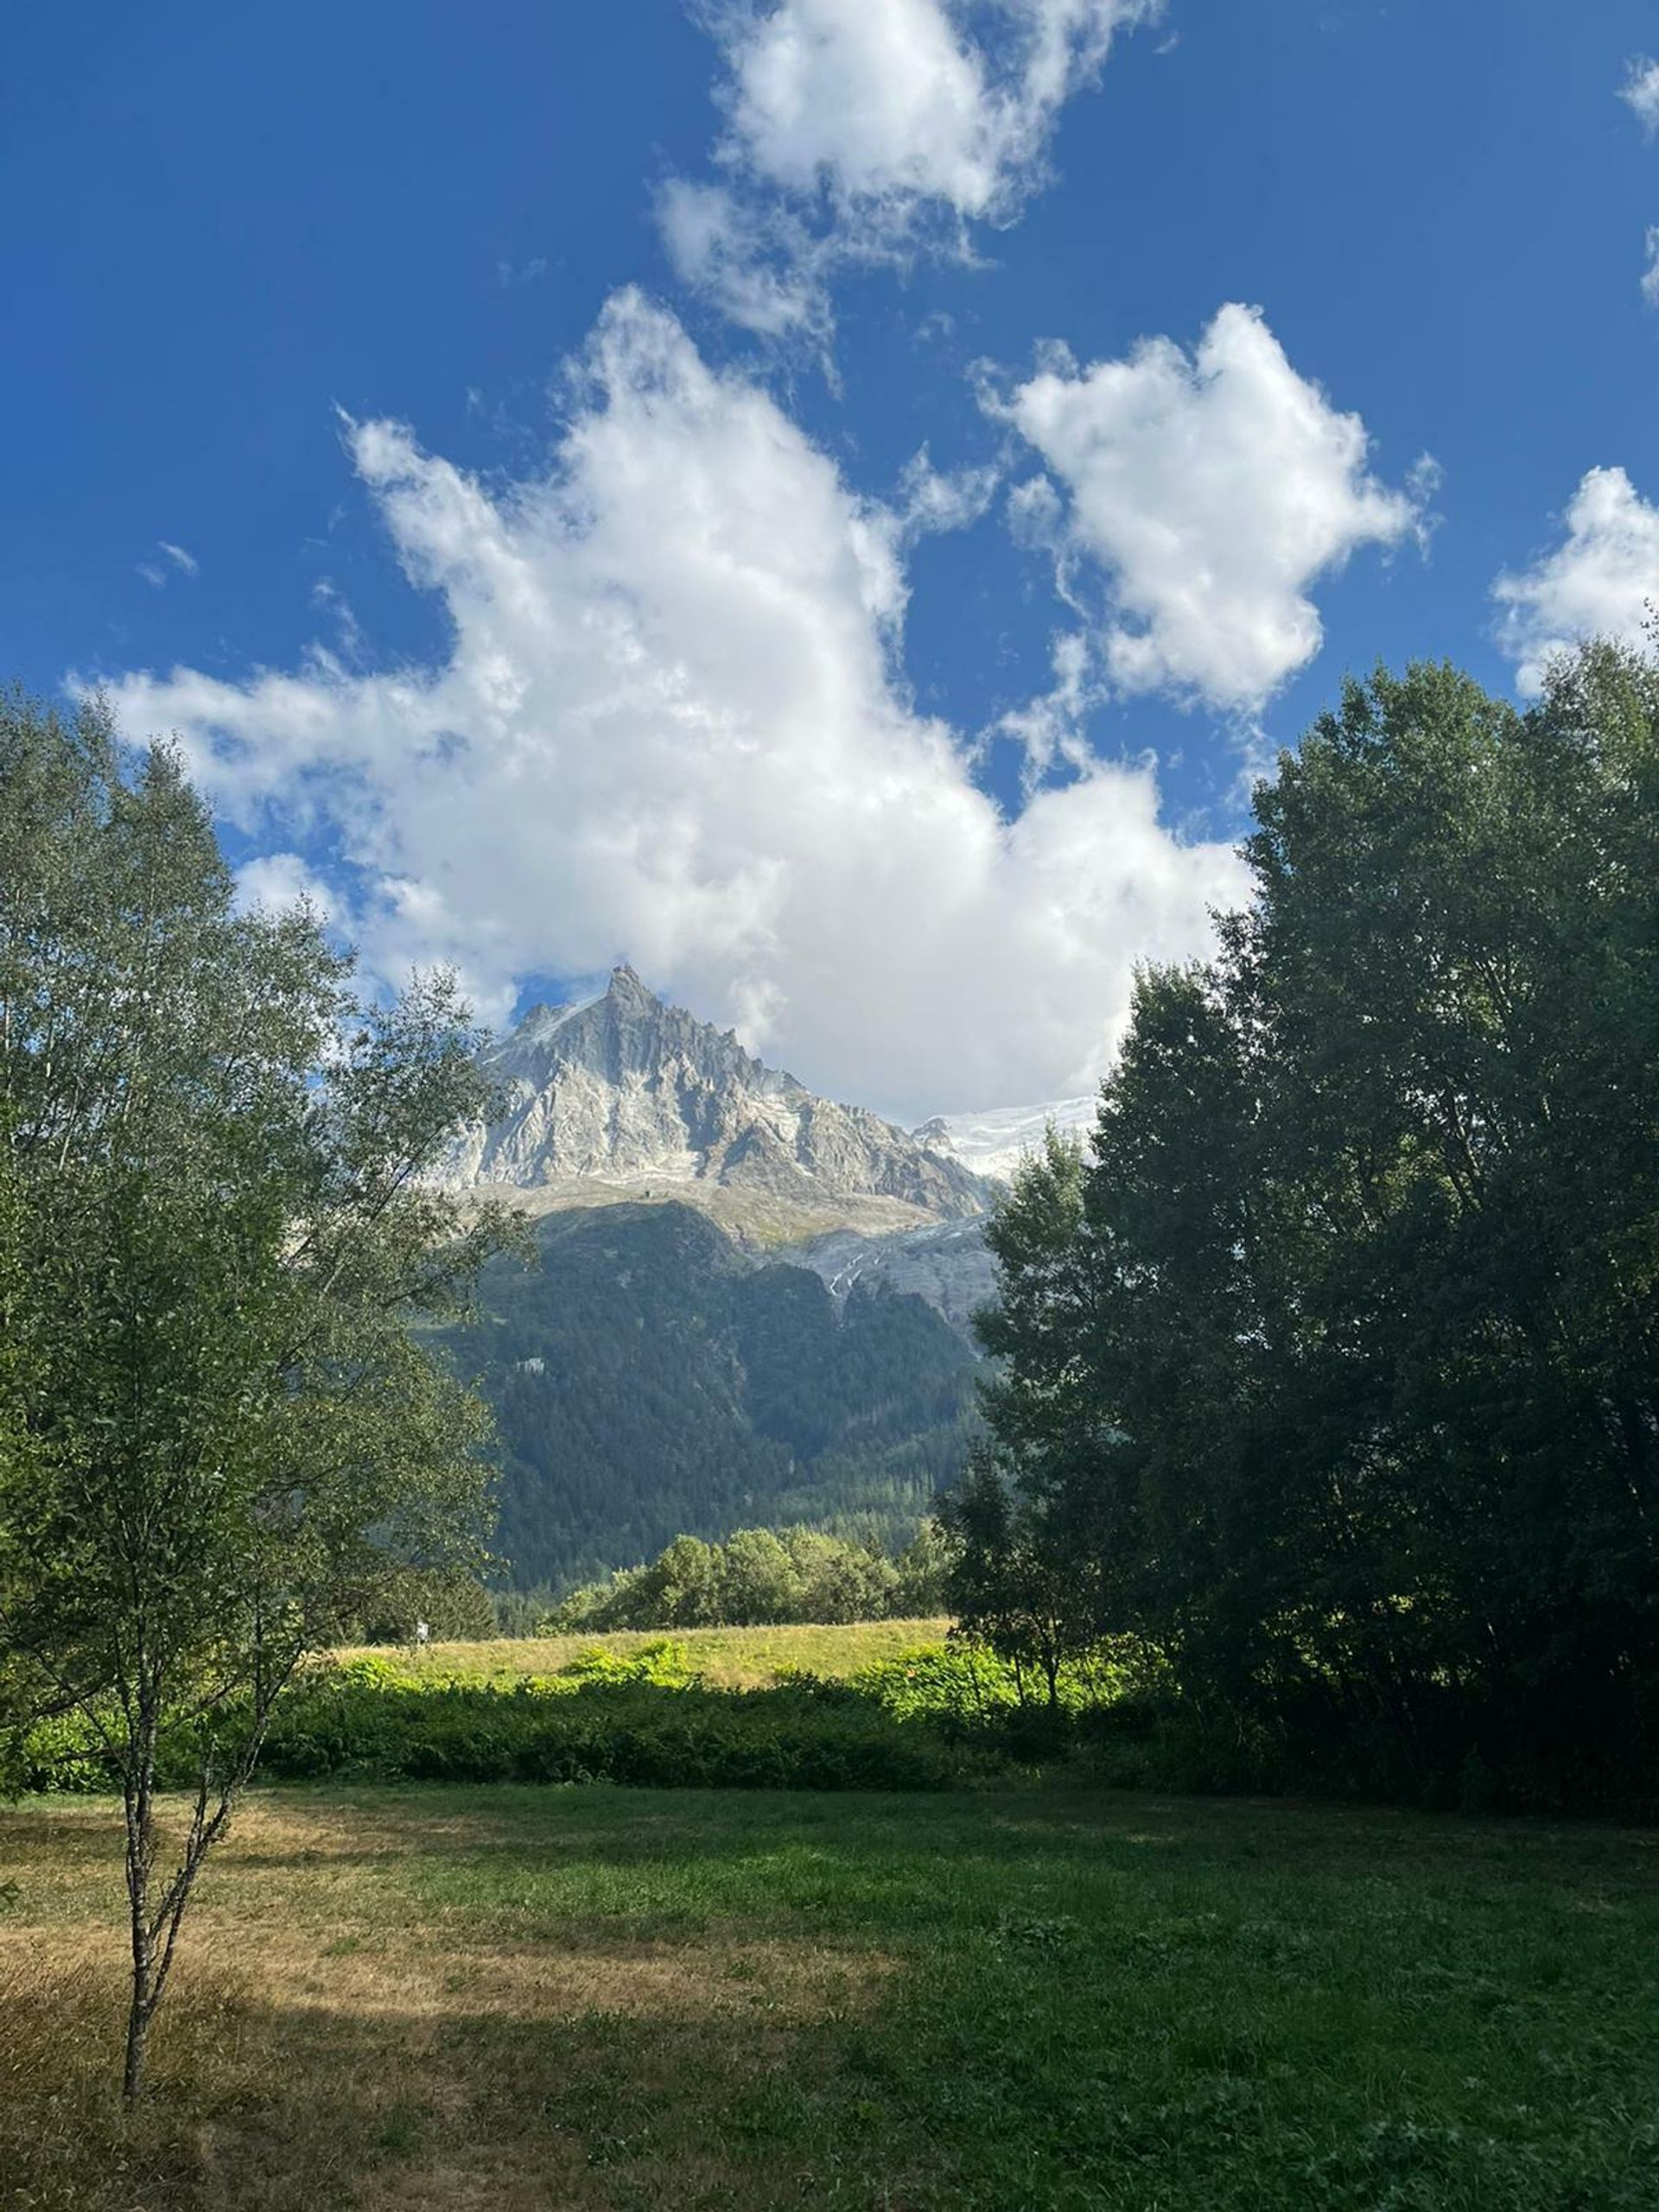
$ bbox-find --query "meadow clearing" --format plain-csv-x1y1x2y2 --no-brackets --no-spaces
334,1619,953,1692
3,1630,1657,2211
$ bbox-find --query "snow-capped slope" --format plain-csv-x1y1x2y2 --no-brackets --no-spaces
912,1096,1096,1185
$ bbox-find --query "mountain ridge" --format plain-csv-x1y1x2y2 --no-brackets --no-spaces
910,1097,1097,1185
443,964,995,1227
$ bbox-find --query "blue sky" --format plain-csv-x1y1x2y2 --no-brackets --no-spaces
4,2,1657,1118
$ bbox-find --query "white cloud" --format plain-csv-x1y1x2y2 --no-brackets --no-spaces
658,178,826,340
667,0,1159,332
995,303,1427,712
234,851,334,921
99,290,1241,1121
1493,466,1659,694
893,446,1001,540
495,255,549,289
995,630,1096,787
1643,226,1659,308
1620,55,1659,135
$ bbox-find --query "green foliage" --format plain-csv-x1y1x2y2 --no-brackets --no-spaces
241,1664,963,1791
0,688,523,2090
346,1615,961,1691
550,1520,954,1630
965,645,1659,1808
848,1636,1136,1724
444,1202,980,1588
557,1637,698,1687
8,1630,1096,1796
346,1566,499,1646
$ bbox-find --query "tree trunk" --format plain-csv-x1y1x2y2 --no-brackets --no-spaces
114,1668,287,2101
123,1960,152,2102
120,1686,161,2103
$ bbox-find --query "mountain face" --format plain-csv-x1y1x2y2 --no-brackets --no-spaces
911,1097,1097,1185
445,965,991,1228
796,1218,1000,1337
444,1203,981,1590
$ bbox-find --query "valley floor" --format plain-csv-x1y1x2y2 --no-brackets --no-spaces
3,1783,1656,2210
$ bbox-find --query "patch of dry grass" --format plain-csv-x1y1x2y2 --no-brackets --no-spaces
0,1794,902,2212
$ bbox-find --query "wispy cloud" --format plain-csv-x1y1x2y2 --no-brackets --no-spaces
137,539,199,588
1619,54,1659,135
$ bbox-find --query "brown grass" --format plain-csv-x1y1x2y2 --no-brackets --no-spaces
0,1795,900,2212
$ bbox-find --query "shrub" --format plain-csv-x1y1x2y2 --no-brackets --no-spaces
245,1671,962,1792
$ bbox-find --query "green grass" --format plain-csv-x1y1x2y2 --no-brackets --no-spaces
3,1783,1656,2209
339,1617,954,1688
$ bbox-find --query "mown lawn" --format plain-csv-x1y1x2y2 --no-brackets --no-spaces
336,1618,952,1689
1,1784,1655,2210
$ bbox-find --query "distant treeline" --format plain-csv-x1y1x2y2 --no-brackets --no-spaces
341,1528,955,1644
543,1523,953,1632
945,646,1659,1814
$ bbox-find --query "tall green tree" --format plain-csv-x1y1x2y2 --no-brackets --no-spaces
974,646,1659,1797
948,1129,1116,1703
0,690,521,2095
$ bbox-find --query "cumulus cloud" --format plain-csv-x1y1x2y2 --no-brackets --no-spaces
995,630,1096,788
1643,226,1659,309
1620,55,1659,135
994,303,1428,713
99,290,1241,1120
234,851,335,921
665,0,1160,333
1493,466,1659,694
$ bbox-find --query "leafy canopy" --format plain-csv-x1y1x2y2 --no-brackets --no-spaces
962,646,1659,1800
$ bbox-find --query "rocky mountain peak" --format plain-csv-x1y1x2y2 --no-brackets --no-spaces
605,960,650,1004
444,969,993,1225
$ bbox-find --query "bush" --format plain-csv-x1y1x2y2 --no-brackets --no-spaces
245,1668,963,1791
557,1638,698,1688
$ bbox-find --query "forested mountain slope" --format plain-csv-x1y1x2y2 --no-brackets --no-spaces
445,1203,980,1588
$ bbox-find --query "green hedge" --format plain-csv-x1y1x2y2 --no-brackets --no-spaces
255,1668,963,1790
8,1639,1147,1800
4,1656,972,1796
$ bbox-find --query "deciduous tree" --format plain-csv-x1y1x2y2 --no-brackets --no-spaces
0,690,522,2095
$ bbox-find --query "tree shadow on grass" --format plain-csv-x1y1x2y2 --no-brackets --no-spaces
219,1779,1659,1894
0,1924,916,2212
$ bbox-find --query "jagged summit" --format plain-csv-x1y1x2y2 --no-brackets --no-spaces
445,967,991,1224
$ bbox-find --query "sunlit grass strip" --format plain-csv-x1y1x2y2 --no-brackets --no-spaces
335,1617,956,1689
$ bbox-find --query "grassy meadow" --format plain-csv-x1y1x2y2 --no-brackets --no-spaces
337,1618,953,1690
3,1778,1657,2211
